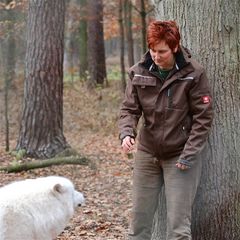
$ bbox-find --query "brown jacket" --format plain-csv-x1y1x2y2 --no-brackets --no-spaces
119,47,213,165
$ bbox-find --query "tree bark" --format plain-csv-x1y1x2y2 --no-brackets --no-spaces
152,0,240,239
87,0,107,88
16,0,69,159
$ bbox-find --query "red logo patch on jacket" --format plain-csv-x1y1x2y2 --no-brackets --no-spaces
202,96,210,104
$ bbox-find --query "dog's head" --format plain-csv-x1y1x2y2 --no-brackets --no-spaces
51,176,85,208
73,190,85,208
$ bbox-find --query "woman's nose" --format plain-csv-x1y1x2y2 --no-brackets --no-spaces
155,53,161,60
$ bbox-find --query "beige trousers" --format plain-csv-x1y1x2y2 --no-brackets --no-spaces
129,150,202,240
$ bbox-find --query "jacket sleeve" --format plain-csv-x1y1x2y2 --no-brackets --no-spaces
118,70,142,141
178,70,213,165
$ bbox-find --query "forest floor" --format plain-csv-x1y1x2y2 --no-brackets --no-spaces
0,77,134,239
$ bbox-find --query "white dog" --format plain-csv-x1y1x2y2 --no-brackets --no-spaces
0,176,85,240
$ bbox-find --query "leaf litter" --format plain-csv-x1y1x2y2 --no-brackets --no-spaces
0,81,134,239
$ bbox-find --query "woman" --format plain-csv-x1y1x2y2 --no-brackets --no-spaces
119,20,213,240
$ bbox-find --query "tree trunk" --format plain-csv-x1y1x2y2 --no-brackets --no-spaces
87,0,107,88
119,0,126,92
79,0,88,80
140,0,147,54
152,0,240,239
124,0,134,67
16,0,69,159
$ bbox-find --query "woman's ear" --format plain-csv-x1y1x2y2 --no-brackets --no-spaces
173,45,179,53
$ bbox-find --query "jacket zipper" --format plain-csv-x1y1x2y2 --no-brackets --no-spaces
182,125,187,137
167,88,173,108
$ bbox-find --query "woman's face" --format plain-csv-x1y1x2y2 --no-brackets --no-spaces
149,41,178,70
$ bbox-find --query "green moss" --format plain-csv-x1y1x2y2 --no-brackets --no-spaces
10,149,26,160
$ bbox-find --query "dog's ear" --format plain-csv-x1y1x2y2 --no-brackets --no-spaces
53,183,64,194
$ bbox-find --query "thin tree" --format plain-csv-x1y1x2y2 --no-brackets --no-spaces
65,4,75,84
139,0,147,53
0,0,16,151
119,0,126,91
124,0,134,67
16,0,69,159
131,0,154,54
152,0,240,239
87,0,107,88
78,0,88,80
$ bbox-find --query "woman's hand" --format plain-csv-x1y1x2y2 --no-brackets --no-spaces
176,162,190,170
121,136,135,153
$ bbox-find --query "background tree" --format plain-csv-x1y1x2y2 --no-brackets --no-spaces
78,0,88,80
64,0,82,83
139,0,147,53
87,0,107,88
0,0,17,151
124,0,134,67
16,0,69,159
131,0,154,54
65,1,76,84
103,1,122,58
119,0,126,91
151,0,240,239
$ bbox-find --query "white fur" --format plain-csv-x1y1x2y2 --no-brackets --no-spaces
0,176,85,240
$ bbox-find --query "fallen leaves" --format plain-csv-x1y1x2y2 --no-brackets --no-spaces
0,82,132,239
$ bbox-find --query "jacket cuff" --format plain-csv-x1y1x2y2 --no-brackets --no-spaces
177,159,193,167
119,130,136,141
119,133,135,143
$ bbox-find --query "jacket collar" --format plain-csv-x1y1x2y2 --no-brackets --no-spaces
139,46,195,92
139,46,192,72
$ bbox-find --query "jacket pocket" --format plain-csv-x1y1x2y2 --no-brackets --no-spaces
138,126,155,153
132,75,158,108
182,116,192,135
162,108,189,153
167,76,194,109
132,74,156,87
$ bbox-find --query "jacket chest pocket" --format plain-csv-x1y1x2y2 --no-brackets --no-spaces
167,78,193,109
132,75,159,108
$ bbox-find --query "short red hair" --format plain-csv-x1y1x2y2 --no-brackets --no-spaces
147,20,181,52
